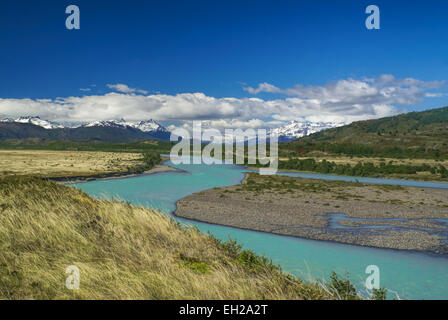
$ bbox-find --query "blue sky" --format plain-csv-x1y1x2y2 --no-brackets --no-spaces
1,0,448,129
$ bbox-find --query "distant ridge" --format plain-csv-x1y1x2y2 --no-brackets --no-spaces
283,106,448,158
0,116,64,129
299,106,448,142
0,116,172,142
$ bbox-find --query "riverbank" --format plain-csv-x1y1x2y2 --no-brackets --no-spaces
0,176,350,300
51,164,179,184
175,172,448,255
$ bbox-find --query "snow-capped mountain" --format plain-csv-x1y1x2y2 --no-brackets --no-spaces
81,119,169,134
134,119,169,133
82,120,130,129
270,120,345,142
1,116,64,129
206,120,345,145
0,116,169,133
0,116,341,142
0,116,171,140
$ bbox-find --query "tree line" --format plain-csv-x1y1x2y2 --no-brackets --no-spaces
278,158,448,179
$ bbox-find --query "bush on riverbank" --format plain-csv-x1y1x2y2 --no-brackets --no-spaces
0,176,366,299
127,152,161,174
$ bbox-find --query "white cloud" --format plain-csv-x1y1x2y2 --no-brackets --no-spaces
244,75,445,106
0,76,445,131
168,118,283,134
243,82,282,95
425,93,445,98
107,83,148,95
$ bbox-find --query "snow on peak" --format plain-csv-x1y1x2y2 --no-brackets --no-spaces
1,116,64,129
134,119,168,133
270,120,345,141
82,120,128,128
81,119,168,133
0,116,170,134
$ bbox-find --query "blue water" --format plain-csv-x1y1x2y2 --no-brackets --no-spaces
322,213,407,230
434,219,448,227
71,159,448,300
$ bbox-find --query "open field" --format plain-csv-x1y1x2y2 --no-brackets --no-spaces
0,176,358,300
0,150,148,179
175,173,448,255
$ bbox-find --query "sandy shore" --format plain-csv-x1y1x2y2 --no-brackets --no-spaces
175,172,448,255
51,164,180,184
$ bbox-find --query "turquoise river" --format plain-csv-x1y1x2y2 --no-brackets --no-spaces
71,158,448,300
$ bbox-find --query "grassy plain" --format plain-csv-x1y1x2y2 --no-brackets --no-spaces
0,149,144,179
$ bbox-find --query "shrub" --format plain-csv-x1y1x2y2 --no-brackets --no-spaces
329,272,358,299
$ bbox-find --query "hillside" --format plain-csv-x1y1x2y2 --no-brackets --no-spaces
0,177,350,299
281,106,448,159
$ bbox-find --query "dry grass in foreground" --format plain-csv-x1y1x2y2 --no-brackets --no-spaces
0,150,143,178
0,176,357,300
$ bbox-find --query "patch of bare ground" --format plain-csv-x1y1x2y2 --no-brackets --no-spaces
175,173,448,255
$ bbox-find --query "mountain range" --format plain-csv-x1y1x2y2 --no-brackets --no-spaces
0,116,64,129
0,116,343,142
0,117,171,142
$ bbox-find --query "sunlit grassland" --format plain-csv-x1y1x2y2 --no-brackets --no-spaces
0,150,144,179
